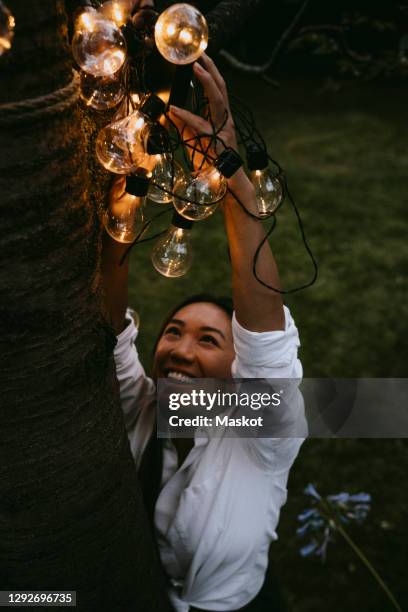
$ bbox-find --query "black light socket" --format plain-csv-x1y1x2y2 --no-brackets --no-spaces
140,93,166,122
246,144,268,171
126,171,150,197
214,147,243,178
172,211,193,230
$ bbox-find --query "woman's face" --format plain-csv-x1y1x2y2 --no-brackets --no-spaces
153,302,235,381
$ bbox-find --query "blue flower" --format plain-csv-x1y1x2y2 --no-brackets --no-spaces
299,539,319,557
297,483,371,561
304,483,321,500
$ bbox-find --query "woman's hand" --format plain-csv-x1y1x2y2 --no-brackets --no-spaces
168,54,253,197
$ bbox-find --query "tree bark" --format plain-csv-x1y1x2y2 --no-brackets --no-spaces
0,2,171,610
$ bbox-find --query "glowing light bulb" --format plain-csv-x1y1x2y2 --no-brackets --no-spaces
96,111,147,173
173,148,242,220
0,1,15,57
173,165,226,221
80,70,125,110
104,174,149,243
96,93,166,174
154,3,208,65
148,155,184,204
151,213,193,277
98,0,133,28
72,10,126,77
246,145,284,216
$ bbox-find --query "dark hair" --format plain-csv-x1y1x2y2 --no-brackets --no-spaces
152,293,233,355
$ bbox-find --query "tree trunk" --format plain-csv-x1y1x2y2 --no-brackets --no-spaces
0,2,171,610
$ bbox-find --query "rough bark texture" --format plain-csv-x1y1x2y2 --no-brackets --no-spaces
0,2,171,610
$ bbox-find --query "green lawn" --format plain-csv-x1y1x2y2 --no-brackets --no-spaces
128,73,408,611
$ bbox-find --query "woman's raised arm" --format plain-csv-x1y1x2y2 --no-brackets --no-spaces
101,233,129,335
169,54,285,332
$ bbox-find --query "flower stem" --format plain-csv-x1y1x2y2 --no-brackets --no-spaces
334,518,402,612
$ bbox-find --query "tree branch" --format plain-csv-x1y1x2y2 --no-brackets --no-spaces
218,0,310,75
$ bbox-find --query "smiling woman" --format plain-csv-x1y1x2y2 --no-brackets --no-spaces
102,55,306,612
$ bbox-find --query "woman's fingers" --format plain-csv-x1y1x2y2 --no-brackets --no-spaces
200,53,229,106
193,62,227,127
169,105,210,135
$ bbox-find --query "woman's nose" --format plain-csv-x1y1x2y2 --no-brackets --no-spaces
170,337,195,363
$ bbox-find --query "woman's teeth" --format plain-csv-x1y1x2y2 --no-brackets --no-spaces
166,371,194,382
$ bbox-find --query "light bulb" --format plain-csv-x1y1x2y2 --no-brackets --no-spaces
72,9,126,77
246,145,284,216
151,213,193,277
0,1,15,57
98,0,132,28
173,165,226,221
151,213,193,278
154,3,208,65
96,111,147,173
250,169,283,216
96,93,166,174
148,155,184,204
104,174,149,243
80,70,125,110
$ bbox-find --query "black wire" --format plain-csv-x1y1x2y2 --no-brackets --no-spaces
119,206,173,266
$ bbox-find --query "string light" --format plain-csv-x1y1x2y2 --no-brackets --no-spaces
0,0,15,56
67,3,317,289
246,144,283,217
104,173,149,243
154,3,208,65
72,9,127,77
80,70,125,110
151,212,193,277
96,93,166,174
173,148,243,221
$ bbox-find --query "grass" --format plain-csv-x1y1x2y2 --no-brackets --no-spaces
127,73,408,611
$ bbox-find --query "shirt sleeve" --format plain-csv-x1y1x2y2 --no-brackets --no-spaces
114,310,156,465
231,306,307,470
231,305,302,379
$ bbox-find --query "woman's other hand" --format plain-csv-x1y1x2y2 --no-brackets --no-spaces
168,54,253,197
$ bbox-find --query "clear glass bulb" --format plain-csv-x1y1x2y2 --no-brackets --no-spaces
0,1,15,57
96,110,147,174
72,9,126,77
148,156,184,204
98,0,132,28
154,3,208,65
104,176,145,243
151,224,192,277
80,70,125,110
173,166,226,221
250,168,284,216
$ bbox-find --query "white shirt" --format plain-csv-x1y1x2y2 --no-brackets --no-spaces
114,306,306,611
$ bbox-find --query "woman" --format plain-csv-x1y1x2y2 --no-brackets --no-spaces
102,55,306,611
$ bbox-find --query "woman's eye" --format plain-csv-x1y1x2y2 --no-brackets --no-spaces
200,335,218,346
165,326,181,336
